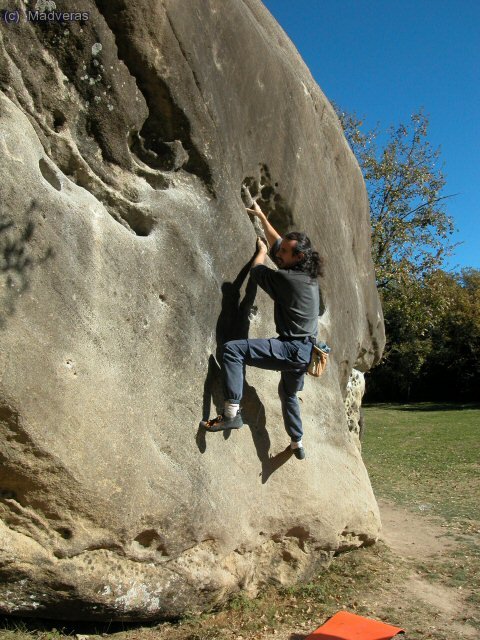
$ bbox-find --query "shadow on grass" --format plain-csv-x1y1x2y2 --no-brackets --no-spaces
0,615,170,636
364,402,480,412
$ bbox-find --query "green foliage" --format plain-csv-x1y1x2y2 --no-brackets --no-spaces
335,104,479,400
368,268,480,400
418,268,480,399
334,106,456,289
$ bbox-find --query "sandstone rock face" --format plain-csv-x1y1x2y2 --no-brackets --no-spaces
345,370,367,446
0,0,385,620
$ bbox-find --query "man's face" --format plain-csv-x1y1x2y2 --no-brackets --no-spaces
276,239,304,269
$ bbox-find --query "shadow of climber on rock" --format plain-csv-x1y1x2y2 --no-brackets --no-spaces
197,254,271,464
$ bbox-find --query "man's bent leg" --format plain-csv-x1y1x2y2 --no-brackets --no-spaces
200,339,248,431
221,339,250,403
222,338,279,403
204,338,291,432
203,338,305,432
278,370,306,442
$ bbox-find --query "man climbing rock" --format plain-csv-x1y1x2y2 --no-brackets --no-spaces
201,202,323,460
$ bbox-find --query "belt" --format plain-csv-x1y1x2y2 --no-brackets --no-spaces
277,335,316,344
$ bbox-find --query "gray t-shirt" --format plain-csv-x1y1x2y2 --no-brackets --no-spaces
250,238,320,338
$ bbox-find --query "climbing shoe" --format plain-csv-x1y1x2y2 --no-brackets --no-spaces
201,412,243,432
292,445,306,460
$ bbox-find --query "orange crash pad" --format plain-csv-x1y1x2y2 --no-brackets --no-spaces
306,610,404,639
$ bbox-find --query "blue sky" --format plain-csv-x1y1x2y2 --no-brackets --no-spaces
263,0,479,271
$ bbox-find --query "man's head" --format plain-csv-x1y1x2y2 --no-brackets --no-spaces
276,232,324,278
275,238,305,269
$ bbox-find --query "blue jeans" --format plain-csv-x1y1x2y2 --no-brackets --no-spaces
221,337,313,442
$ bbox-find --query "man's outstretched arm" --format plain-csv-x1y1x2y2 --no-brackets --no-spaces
250,237,280,301
247,202,281,247
251,237,268,268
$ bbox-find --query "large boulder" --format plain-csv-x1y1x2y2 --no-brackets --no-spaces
0,0,385,620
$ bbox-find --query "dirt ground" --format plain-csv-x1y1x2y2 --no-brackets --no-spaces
376,499,478,639
273,499,479,640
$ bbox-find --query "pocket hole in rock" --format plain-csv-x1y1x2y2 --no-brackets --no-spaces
134,529,169,555
39,158,62,191
53,110,67,132
56,527,73,540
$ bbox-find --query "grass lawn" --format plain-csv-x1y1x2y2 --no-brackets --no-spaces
362,403,480,528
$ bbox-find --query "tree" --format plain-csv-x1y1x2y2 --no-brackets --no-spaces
333,106,478,401
365,269,446,400
418,268,480,400
366,268,480,401
334,106,456,291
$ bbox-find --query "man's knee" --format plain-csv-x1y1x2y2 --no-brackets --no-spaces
222,339,247,362
279,373,304,399
278,378,296,401
223,340,235,354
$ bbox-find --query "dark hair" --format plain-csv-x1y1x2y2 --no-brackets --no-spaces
284,231,324,279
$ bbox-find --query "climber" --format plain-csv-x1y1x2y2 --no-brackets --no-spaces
200,202,323,460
